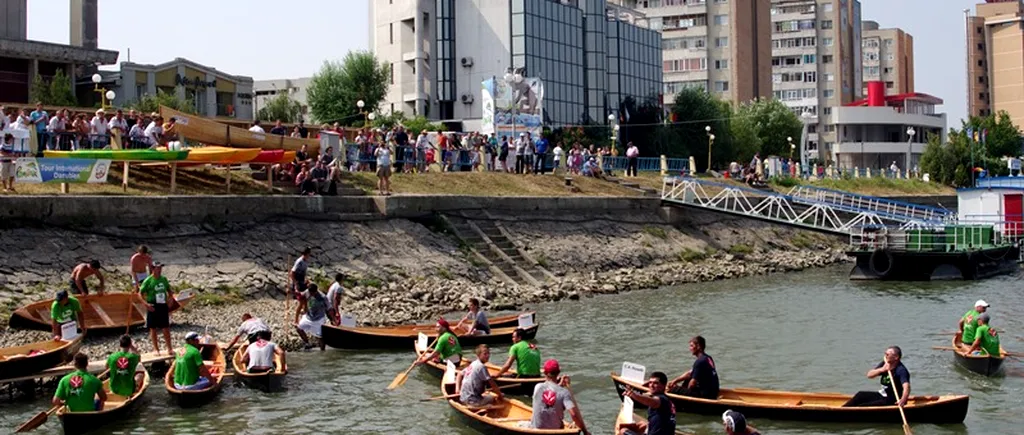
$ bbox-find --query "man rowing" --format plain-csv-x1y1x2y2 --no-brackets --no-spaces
455,297,490,335
53,353,106,412
843,346,910,407
455,344,503,407
242,330,287,373
967,313,1001,357
722,410,761,435
495,328,541,378
69,260,105,295
415,318,462,366
107,335,145,396
226,313,271,349
533,359,591,435
173,332,215,390
668,335,719,399
129,245,155,290
957,299,989,349
50,290,85,340
618,371,673,435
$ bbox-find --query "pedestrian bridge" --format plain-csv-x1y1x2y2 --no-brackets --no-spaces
660,177,954,236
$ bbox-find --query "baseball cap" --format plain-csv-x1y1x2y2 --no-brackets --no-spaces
184,332,201,341
55,290,69,300
542,359,560,374
975,300,990,308
436,318,450,329
722,410,747,432
153,262,164,268
978,313,991,323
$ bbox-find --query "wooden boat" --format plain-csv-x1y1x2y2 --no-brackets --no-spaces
182,146,262,163
43,149,190,161
231,345,286,392
610,373,969,424
0,335,83,380
442,371,580,434
250,149,285,164
164,343,226,408
614,399,691,435
951,335,1006,376
320,312,537,350
8,292,194,334
414,340,544,396
161,106,320,154
57,367,151,435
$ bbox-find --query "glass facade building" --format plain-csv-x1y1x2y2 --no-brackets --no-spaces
512,0,586,126
606,20,663,117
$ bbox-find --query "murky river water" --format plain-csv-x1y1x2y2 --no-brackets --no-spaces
3,265,1022,434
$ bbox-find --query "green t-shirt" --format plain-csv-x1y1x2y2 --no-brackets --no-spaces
139,275,171,304
508,340,541,376
54,369,102,412
974,324,1001,356
107,350,141,396
434,331,462,360
173,344,203,386
50,297,81,324
961,309,980,344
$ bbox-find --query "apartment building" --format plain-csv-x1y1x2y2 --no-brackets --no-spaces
860,21,914,96
967,0,1024,127
627,0,772,105
770,0,862,163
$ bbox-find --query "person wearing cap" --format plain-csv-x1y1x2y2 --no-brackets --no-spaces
138,263,174,355
532,359,590,434
107,335,145,396
50,290,85,340
53,353,106,412
415,318,462,366
294,283,328,351
967,313,1001,357
668,335,720,400
89,109,108,149
722,410,760,435
129,245,155,290
495,328,541,378
455,297,490,335
227,313,272,349
618,371,674,435
174,332,215,390
843,345,910,407
455,344,504,407
957,299,990,348
289,247,312,299
69,260,105,295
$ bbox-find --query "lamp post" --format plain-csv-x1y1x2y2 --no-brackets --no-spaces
788,136,795,160
91,73,115,109
906,126,916,178
799,111,813,177
705,125,714,172
357,100,367,127
608,113,618,153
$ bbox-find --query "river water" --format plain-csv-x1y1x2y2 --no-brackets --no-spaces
3,265,1022,435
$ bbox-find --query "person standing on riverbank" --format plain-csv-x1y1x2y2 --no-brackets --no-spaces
326,273,346,325
50,290,85,340
130,245,155,290
842,346,910,407
226,313,272,349
289,248,311,300
618,371,674,435
967,313,1001,357
375,143,392,196
668,335,719,400
455,298,490,335
957,299,989,348
533,359,591,435
495,328,541,378
69,260,105,295
294,283,327,351
416,318,462,365
1,133,15,192
139,263,174,355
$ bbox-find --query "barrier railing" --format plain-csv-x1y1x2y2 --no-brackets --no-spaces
848,221,1023,257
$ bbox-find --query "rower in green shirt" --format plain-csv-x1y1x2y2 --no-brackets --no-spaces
50,290,85,340
53,353,106,412
967,313,1002,357
415,318,463,366
107,335,144,397
173,332,214,390
957,299,989,347
496,328,541,378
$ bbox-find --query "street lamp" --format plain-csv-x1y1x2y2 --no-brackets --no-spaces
705,125,714,172
799,111,814,177
906,126,916,178
92,73,115,109
608,113,618,153
357,99,368,126
788,136,795,159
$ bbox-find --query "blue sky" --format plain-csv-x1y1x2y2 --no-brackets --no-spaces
27,0,976,122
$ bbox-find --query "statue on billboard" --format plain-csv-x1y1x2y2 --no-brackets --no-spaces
510,74,541,115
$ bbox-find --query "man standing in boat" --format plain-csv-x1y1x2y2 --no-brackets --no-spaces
53,353,106,412
242,330,286,373
294,283,328,351
533,359,591,435
69,260,105,295
50,290,85,340
455,344,504,407
139,263,174,355
289,247,312,300
129,245,155,291
957,300,989,350
668,336,719,399
967,313,1001,356
226,313,272,349
455,297,490,335
107,335,145,396
174,332,215,390
494,328,541,379
843,346,910,407
415,318,462,365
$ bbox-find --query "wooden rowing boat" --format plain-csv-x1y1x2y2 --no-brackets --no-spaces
57,367,150,435
414,339,544,396
614,399,691,435
442,370,580,434
161,106,320,154
610,373,969,424
182,146,263,163
164,343,226,408
231,345,286,392
0,335,83,380
951,335,1006,376
8,292,194,334
320,312,536,350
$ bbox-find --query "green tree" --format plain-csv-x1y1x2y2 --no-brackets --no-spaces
963,111,1022,158
618,95,666,156
29,70,77,106
730,98,803,162
307,51,391,125
257,93,303,123
920,127,1006,188
369,111,445,135
667,88,734,171
128,90,197,115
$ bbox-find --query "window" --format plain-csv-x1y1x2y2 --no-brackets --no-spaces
823,89,835,98
824,73,834,81
715,37,729,47
714,15,729,25
714,81,730,92
803,54,816,64
390,63,394,84
885,38,894,46
820,20,833,30
822,55,833,64
823,107,832,115
822,2,833,12
886,53,894,60
805,71,817,82
715,59,729,69
389,23,394,44
883,67,893,74
886,81,894,89
822,37,833,46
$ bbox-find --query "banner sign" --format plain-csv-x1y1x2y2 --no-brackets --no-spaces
481,76,544,138
15,158,111,183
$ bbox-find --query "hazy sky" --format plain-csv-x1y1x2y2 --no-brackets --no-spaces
27,0,976,122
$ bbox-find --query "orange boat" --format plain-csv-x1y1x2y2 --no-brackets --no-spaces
183,146,262,163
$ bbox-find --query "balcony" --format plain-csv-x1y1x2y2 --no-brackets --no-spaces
403,50,429,62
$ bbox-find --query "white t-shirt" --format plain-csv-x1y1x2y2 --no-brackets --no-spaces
245,340,277,370
237,318,270,337
326,282,344,310
90,116,108,136
375,147,391,166
627,146,639,158
0,113,9,132
144,122,163,145
249,125,265,133
107,117,128,132
47,116,66,132
416,134,429,150
459,360,492,404
553,146,564,158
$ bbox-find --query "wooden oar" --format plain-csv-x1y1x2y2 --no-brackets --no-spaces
420,383,523,401
388,336,439,390
888,369,912,435
15,369,110,432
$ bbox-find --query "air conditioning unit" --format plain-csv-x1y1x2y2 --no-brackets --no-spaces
460,56,474,67
460,93,475,104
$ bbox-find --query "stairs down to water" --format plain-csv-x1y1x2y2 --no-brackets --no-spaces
605,176,660,197
442,213,556,287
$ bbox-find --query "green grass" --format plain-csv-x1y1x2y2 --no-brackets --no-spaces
790,232,817,249
642,226,668,239
728,244,754,255
358,277,384,288
535,254,549,268
437,268,454,280
194,285,244,307
679,248,707,262
770,177,954,196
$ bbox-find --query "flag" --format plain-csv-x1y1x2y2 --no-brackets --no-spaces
966,127,974,142
981,128,988,145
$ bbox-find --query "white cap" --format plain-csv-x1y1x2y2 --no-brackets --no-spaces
975,300,990,308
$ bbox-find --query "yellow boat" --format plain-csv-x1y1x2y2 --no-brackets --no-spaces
161,106,320,154
183,146,262,163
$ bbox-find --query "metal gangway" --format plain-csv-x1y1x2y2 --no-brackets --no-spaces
661,177,952,236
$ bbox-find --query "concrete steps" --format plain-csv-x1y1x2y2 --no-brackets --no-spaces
606,176,660,197
442,212,556,287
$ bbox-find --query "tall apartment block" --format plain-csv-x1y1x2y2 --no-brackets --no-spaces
770,0,862,163
860,21,914,96
967,0,1024,127
625,0,772,105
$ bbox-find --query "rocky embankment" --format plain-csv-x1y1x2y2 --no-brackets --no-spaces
0,209,848,355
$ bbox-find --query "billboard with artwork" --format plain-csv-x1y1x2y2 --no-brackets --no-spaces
481,76,544,138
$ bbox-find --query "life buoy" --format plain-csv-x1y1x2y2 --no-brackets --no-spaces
869,249,895,278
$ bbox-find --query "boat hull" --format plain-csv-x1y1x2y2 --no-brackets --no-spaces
442,378,579,435
320,312,535,350
58,370,150,435
0,335,83,380
848,247,1020,281
611,374,968,424
231,346,286,392
161,107,320,154
951,337,1005,376
414,341,543,396
9,293,192,334
164,344,225,408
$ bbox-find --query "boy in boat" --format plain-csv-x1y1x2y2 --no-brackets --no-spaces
129,245,155,291
956,299,989,350
843,345,910,407
174,332,215,390
455,344,504,407
533,359,591,435
722,410,760,435
50,290,85,340
415,318,462,366
967,313,1001,357
494,328,541,379
454,297,490,335
618,371,673,435
294,283,328,351
242,330,287,373
69,260,105,295
289,248,312,300
107,335,145,396
53,353,107,412
138,263,174,355
668,335,720,400
226,313,272,349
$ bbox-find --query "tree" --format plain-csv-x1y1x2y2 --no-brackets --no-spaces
667,88,734,171
963,111,1022,158
29,70,77,106
370,111,445,135
307,51,391,125
730,98,803,163
128,90,197,115
618,95,666,156
257,93,303,123
920,127,1006,188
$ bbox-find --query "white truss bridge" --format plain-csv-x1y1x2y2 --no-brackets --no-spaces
661,177,954,236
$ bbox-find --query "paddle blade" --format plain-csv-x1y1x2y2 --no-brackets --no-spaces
387,371,409,390
14,411,48,433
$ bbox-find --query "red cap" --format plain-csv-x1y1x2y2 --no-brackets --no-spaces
437,318,450,329
543,359,560,374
